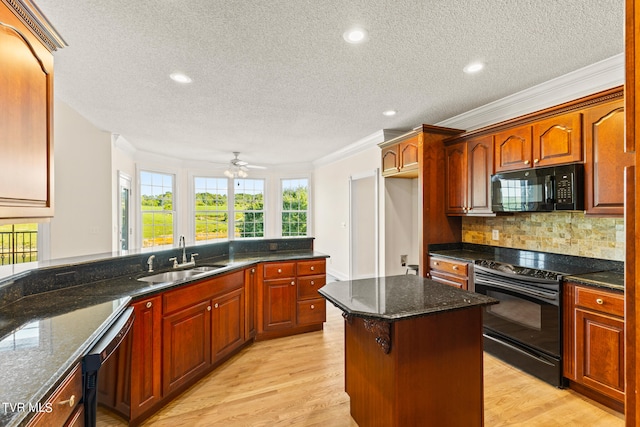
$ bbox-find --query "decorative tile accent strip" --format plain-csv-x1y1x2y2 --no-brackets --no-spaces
462,212,624,261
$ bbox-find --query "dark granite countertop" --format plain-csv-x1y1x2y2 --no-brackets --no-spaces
0,243,327,427
318,275,497,321
429,244,624,292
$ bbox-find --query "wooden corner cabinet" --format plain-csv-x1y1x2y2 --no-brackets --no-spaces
0,0,64,219
563,282,625,412
445,135,493,216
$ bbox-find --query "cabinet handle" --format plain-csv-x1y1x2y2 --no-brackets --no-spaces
524,160,530,165
434,261,439,266
251,268,255,273
58,395,75,407
146,301,152,309
452,266,459,270
311,266,315,271
596,298,604,305
310,304,315,309
278,268,282,273
534,158,539,164
311,281,315,285
214,303,219,309
207,305,212,311
291,281,295,286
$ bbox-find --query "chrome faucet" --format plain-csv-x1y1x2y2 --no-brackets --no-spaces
172,235,197,268
179,235,187,264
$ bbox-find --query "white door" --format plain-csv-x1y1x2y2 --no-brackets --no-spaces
118,172,132,252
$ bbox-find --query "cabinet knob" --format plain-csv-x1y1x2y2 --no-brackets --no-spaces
434,261,439,266
291,281,295,286
146,301,152,309
278,268,282,273
311,266,315,271
251,268,255,273
214,303,219,309
596,298,604,305
452,265,459,270
310,281,315,285
310,304,315,309
207,305,212,311
524,160,530,165
534,158,539,164
58,395,75,407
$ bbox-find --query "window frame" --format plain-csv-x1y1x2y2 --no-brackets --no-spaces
139,169,176,249
192,175,230,243
280,177,310,237
231,178,266,239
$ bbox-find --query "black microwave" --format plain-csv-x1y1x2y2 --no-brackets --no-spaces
491,164,584,212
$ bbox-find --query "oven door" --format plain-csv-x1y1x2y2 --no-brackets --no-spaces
474,280,560,357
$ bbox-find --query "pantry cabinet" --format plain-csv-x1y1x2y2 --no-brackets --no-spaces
0,0,64,219
583,99,632,216
445,135,493,215
564,282,625,411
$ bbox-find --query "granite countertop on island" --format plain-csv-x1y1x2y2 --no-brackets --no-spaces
318,274,497,321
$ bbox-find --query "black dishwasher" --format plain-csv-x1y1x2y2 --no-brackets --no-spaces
82,306,134,427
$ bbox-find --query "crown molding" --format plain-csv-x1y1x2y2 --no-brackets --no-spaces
436,53,624,131
313,129,408,167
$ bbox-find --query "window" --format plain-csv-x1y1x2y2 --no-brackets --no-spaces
0,223,38,265
281,178,309,237
194,177,229,241
140,171,175,248
233,179,265,238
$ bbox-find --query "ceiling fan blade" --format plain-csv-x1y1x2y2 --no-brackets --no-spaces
246,164,267,169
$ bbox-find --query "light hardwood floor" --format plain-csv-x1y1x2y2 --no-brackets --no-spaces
98,301,624,426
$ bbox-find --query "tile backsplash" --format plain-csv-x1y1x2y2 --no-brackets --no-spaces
462,212,625,261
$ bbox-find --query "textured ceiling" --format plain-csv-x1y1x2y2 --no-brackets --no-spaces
35,0,624,168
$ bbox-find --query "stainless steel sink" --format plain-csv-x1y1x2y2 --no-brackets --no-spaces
137,264,226,284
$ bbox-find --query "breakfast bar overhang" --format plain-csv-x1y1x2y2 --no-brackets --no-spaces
319,275,498,427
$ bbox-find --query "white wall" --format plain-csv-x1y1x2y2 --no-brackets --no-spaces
384,178,419,275
50,100,113,259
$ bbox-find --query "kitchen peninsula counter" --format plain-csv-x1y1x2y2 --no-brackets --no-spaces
319,275,497,427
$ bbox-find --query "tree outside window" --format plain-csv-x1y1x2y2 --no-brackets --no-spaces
282,178,308,237
194,177,228,241
140,171,174,248
234,179,264,238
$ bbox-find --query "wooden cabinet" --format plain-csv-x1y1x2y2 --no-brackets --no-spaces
380,135,420,177
211,287,245,363
259,259,327,337
445,135,493,215
584,99,633,216
428,256,469,290
0,0,63,219
245,266,258,339
564,282,625,411
27,363,83,427
130,296,162,421
494,112,582,172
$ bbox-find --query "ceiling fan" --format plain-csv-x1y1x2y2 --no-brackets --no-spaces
224,152,265,178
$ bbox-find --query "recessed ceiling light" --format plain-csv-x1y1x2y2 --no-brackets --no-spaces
382,110,397,117
343,27,368,44
170,72,192,83
463,62,484,74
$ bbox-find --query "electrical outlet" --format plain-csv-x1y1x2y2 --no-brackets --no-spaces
492,229,499,241
401,255,407,266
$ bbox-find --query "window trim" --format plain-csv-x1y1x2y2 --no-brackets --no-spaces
231,177,266,239
191,174,230,244
279,176,311,238
138,169,177,250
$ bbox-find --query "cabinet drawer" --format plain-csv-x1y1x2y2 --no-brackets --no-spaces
163,271,244,314
297,298,326,325
28,364,83,427
429,257,468,277
298,275,326,300
263,262,296,279
430,272,466,289
575,286,624,317
296,259,326,276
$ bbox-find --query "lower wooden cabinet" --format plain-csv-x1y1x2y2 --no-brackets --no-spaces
212,287,245,363
27,363,83,427
428,256,469,290
262,276,297,331
564,282,625,411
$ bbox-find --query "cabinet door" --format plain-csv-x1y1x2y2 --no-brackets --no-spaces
575,308,625,402
381,145,399,176
494,125,533,172
445,142,467,214
212,288,245,363
532,112,582,167
399,136,419,172
584,100,632,215
467,135,493,214
263,278,297,331
0,6,55,218
162,300,211,395
130,296,162,420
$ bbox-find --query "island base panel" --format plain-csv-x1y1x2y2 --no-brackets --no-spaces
345,307,484,427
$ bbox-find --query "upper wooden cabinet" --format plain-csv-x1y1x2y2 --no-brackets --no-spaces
494,112,582,172
380,135,420,177
445,135,493,215
584,99,632,216
0,0,64,219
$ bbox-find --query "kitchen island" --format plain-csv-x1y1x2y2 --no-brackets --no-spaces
319,275,497,427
